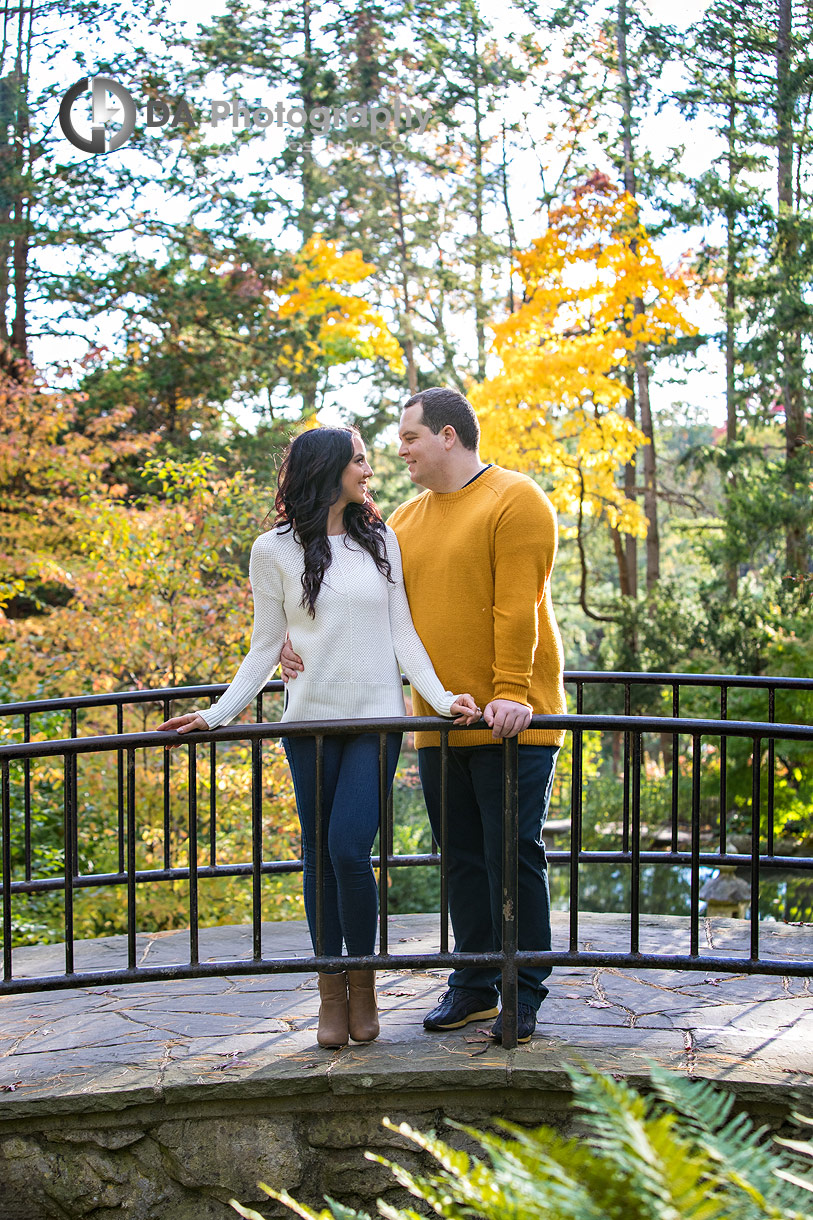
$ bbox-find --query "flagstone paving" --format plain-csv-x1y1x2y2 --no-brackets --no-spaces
1,911,810,1118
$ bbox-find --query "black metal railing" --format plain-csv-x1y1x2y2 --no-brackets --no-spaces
1,673,812,1050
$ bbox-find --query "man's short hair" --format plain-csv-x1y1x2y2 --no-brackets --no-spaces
402,387,480,451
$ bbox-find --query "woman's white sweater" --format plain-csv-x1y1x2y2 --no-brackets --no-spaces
197,525,456,729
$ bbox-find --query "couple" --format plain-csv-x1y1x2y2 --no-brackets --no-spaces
160,387,566,1049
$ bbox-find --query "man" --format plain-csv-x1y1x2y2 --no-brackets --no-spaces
283,387,566,1043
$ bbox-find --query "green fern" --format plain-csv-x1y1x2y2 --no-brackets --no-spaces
231,1066,813,1220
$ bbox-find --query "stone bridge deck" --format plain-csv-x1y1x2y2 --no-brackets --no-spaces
0,912,811,1220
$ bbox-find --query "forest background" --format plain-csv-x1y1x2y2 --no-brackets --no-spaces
1,0,811,943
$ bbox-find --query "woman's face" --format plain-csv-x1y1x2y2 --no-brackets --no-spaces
338,434,374,506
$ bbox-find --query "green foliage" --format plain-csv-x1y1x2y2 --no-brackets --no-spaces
231,1065,813,1220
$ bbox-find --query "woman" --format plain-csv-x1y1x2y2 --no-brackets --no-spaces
159,426,479,1049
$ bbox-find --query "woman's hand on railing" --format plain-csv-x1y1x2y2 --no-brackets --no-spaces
450,694,482,726
157,712,210,748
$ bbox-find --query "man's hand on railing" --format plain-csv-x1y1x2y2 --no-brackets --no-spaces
279,634,303,682
157,712,210,748
483,699,533,739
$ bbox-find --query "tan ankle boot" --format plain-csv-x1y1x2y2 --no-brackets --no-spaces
347,969,380,1042
317,971,348,1048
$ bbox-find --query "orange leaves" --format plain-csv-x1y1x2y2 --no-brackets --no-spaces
0,368,158,624
470,176,698,535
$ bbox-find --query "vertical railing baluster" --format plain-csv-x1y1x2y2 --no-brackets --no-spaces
252,735,263,962
767,689,775,858
163,698,171,871
576,681,584,715
501,734,519,1050
622,684,631,853
631,732,641,955
386,788,394,858
63,754,76,975
314,734,324,959
69,711,79,881
209,739,217,870
671,685,680,852
23,713,31,882
117,705,125,873
126,748,137,970
750,737,761,962
719,687,728,856
690,734,701,958
188,742,199,967
569,727,582,954
439,731,449,955
2,759,12,982
378,733,388,956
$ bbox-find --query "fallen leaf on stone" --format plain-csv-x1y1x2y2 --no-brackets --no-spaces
703,977,721,986
586,1000,613,1008
380,990,415,997
464,1034,489,1043
213,1053,247,1071
1,1081,21,1092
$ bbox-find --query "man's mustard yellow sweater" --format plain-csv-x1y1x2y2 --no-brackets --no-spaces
388,465,567,749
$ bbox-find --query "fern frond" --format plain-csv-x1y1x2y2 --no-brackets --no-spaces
375,1202,426,1220
648,1066,808,1214
254,1184,343,1220
230,1202,270,1220
324,1198,373,1220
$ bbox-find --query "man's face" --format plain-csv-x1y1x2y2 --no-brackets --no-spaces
398,403,449,488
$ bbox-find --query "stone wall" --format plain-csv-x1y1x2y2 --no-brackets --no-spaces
0,1085,577,1220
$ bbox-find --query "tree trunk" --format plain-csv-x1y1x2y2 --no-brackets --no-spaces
501,119,516,315
623,366,638,598
617,0,659,592
471,16,486,380
634,326,660,591
776,0,808,573
392,164,418,394
724,40,738,596
299,0,316,241
611,524,632,597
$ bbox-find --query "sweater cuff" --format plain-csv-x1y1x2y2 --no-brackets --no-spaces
492,684,532,707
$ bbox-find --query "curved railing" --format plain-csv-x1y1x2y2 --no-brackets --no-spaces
1,674,812,1048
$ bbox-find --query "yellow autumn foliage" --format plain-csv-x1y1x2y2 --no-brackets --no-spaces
470,173,698,535
277,235,404,377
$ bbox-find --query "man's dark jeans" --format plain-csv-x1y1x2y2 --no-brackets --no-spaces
418,743,559,1011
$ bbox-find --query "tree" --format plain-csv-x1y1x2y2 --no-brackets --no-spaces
678,0,769,596
470,173,697,618
0,366,153,621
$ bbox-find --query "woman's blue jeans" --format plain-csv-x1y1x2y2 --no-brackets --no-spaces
283,732,402,959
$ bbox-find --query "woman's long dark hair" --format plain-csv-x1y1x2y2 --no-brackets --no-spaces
273,426,392,617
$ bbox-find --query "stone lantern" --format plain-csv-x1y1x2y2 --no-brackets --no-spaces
700,851,751,920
